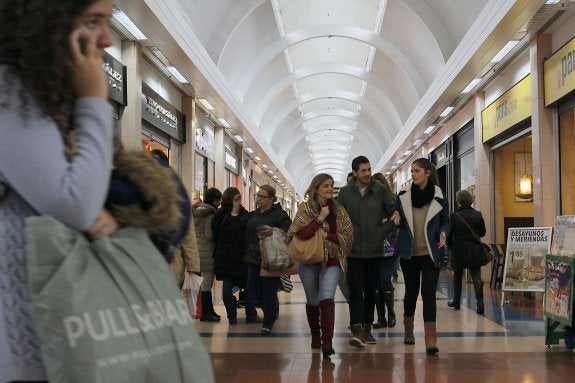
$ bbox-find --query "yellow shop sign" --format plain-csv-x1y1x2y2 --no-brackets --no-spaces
482,75,531,143
544,36,575,106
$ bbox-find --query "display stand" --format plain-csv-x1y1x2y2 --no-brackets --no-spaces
543,255,574,347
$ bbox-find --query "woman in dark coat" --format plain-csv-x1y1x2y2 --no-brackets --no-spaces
244,185,292,335
213,187,260,324
447,190,487,314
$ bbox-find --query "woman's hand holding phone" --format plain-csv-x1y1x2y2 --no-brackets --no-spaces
70,28,107,100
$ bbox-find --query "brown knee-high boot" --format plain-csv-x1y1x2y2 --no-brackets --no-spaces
319,299,335,358
403,315,415,344
305,304,321,349
424,322,439,355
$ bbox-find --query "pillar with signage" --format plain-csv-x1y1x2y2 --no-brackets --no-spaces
141,83,185,159
225,145,239,188
103,52,127,132
544,36,575,215
194,114,216,198
481,75,534,245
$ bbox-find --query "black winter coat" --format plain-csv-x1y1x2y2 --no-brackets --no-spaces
212,206,248,281
448,206,486,269
244,203,292,265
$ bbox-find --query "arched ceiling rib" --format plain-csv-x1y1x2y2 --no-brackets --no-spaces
247,63,412,124
124,0,544,194
227,24,431,100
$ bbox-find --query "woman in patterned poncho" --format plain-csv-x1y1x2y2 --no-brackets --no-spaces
286,173,353,358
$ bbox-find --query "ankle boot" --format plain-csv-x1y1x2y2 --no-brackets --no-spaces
319,299,335,357
424,322,439,355
373,291,387,329
349,324,366,348
449,277,462,310
200,291,220,322
403,315,415,345
306,304,322,349
476,299,485,314
206,291,221,319
383,291,396,327
363,324,377,344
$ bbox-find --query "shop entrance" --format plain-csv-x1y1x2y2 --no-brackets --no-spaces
492,135,534,244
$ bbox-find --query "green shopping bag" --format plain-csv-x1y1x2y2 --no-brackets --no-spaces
26,216,214,383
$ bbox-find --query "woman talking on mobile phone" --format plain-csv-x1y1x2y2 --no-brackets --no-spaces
0,1,116,381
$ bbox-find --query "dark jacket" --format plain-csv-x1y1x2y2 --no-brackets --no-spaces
337,178,396,259
212,206,249,280
448,206,486,269
394,185,450,267
244,203,291,265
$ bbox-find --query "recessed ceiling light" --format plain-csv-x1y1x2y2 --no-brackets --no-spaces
197,98,214,111
166,66,188,84
440,106,454,117
112,8,147,40
218,118,230,128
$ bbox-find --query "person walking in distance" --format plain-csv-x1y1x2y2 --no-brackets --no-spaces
392,158,450,355
244,185,292,335
287,174,353,358
337,156,396,348
193,187,222,322
447,190,487,314
372,173,398,329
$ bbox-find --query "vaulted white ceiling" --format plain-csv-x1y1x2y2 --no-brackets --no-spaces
117,0,550,195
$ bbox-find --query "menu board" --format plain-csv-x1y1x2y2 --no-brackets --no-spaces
502,227,552,292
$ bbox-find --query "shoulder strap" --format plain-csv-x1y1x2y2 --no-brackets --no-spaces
455,212,481,242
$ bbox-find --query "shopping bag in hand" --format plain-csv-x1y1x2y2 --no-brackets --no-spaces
181,272,203,320
26,216,214,383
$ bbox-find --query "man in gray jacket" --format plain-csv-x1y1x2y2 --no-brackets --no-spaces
337,156,396,347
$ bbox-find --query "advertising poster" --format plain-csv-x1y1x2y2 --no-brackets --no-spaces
544,255,573,324
502,227,552,292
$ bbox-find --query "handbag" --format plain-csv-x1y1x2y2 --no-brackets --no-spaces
25,216,214,383
260,227,292,271
181,272,203,319
287,229,326,264
455,212,493,266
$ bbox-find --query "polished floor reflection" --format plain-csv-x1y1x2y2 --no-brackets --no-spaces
196,269,574,383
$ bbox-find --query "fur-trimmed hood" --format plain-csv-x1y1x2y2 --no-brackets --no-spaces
106,151,182,236
192,203,217,219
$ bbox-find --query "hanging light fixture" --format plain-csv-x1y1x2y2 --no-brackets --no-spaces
516,138,533,199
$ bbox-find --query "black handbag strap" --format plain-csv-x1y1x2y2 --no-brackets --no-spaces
455,212,482,243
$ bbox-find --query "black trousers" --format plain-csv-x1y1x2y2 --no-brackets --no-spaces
346,257,381,325
400,255,440,322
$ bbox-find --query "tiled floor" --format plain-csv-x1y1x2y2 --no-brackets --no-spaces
195,270,574,382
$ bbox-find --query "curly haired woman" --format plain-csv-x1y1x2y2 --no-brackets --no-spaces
0,1,115,381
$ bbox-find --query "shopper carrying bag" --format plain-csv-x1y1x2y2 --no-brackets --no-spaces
26,216,214,383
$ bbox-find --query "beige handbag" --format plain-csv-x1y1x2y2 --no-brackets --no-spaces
287,229,326,264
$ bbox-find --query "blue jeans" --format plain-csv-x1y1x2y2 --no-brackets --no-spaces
247,263,280,329
298,263,340,305
400,255,440,322
222,277,258,320
346,257,381,326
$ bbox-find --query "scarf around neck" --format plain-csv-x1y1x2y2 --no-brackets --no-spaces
411,182,435,208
